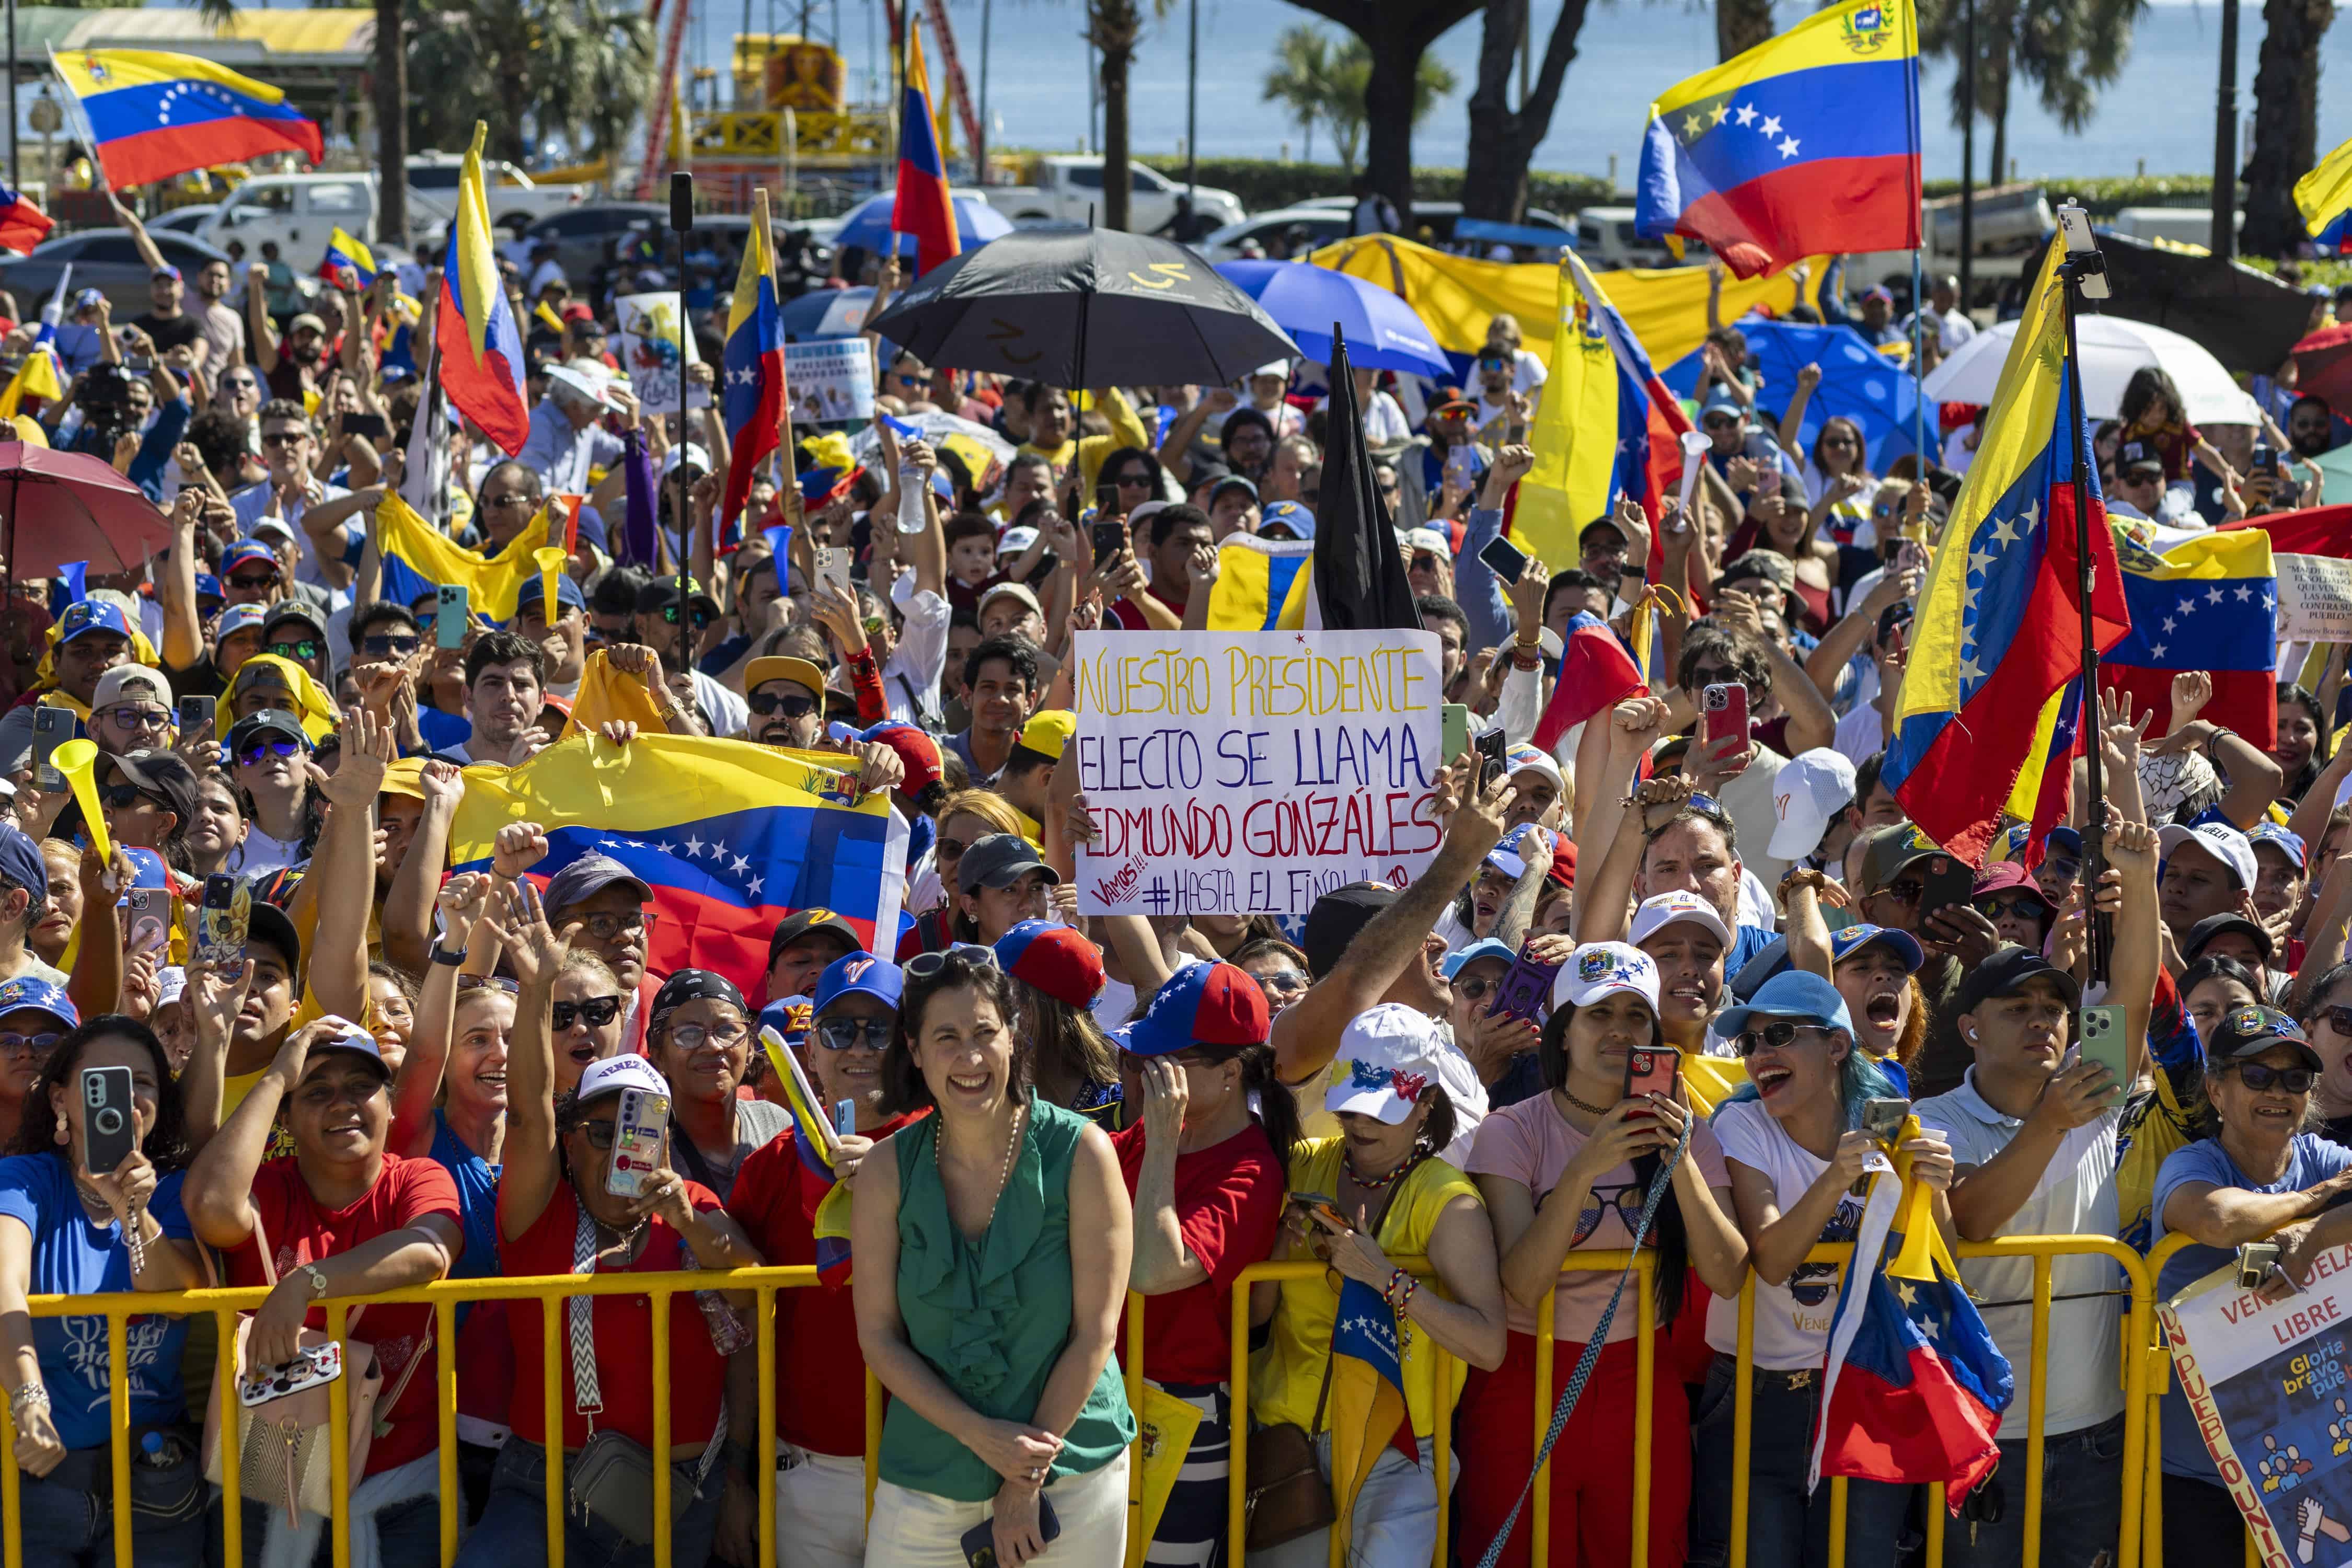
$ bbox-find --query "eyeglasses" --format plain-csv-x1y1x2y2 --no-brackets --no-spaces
1454,973,1500,1002
98,705,171,732
2233,1061,2316,1094
270,639,321,662
552,995,622,1030
227,572,279,590
1702,415,1740,431
0,1030,59,1056
747,690,817,718
574,1119,626,1150
361,634,420,658
486,492,539,509
905,943,1001,979
1734,1020,1827,1057
1974,895,2046,921
668,1021,748,1050
1822,434,1858,449
1253,969,1308,996
576,909,652,940
659,603,716,628
237,739,302,767
817,1017,891,1051
260,431,306,448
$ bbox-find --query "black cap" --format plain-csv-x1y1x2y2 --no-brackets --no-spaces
542,852,653,916
1954,944,2084,1017
2183,912,2275,966
1302,881,1399,981
261,601,328,641
245,897,303,977
956,833,1057,894
767,908,864,970
2118,439,2163,474
227,709,311,755
109,750,201,830
2208,1004,2323,1072
632,577,721,617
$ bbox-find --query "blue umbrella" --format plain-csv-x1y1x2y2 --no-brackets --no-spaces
1213,259,1453,379
781,285,875,341
831,192,1014,260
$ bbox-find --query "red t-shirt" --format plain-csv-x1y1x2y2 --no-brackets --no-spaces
230,1154,463,1475
1111,1120,1286,1385
726,1111,928,1456
1108,580,1189,631
500,1181,731,1450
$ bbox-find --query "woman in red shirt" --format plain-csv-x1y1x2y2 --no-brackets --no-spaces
464,880,763,1568
1114,961,1294,1568
182,1016,462,1568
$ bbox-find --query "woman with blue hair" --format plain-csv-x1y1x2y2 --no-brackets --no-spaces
1686,969,1957,1568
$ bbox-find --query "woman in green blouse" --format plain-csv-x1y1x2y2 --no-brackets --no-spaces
851,944,1136,1567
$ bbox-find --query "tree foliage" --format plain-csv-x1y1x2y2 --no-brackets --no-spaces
407,0,655,166
1915,0,2149,187
1261,22,1458,177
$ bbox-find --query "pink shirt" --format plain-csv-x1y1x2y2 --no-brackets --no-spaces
1466,1092,1730,1345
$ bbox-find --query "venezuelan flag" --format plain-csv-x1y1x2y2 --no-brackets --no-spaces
1635,0,1921,278
720,203,788,528
0,183,51,255
1882,237,2130,863
1327,1275,1417,1561
436,123,531,454
759,1024,856,1286
0,345,63,419
375,491,554,623
891,24,959,276
1204,534,1314,631
318,226,377,287
2299,133,2352,253
1517,250,1692,570
2101,521,2278,750
52,50,323,192
449,731,909,998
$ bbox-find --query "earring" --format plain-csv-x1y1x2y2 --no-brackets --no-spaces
53,1116,67,1145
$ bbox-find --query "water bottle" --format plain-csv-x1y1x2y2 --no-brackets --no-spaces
896,463,928,535
138,1429,181,1469
682,1239,752,1354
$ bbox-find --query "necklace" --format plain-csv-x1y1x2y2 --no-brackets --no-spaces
936,1099,1028,1229
1343,1151,1414,1191
1558,1085,1615,1118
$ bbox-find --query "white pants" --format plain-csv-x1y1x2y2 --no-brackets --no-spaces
775,1447,869,1568
866,1451,1130,1566
1251,1433,1439,1568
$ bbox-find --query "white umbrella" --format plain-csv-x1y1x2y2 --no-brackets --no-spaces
1921,313,2261,426
846,411,1017,466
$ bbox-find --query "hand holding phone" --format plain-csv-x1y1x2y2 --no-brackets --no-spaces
606,1088,669,1198
1862,1097,1911,1142
1701,683,1749,749
80,1065,136,1175
1623,1044,1680,1118
435,585,469,650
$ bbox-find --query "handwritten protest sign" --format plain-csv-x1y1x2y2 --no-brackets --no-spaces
2277,554,2352,644
615,293,707,411
784,340,876,423
1071,629,1446,916
2161,1243,2352,1566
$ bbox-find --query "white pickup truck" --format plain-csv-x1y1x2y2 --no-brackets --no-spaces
403,153,586,240
981,155,1246,234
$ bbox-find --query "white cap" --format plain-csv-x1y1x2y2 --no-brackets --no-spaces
1404,527,1450,558
1250,361,1292,381
546,360,615,409
1551,942,1662,1013
1325,1004,1456,1125
247,517,298,545
1628,891,1731,950
577,1054,672,1103
1504,743,1563,795
660,443,711,477
978,581,1044,621
2158,821,2258,891
998,525,1039,556
155,965,187,1010
1768,748,1859,861
1126,499,1169,527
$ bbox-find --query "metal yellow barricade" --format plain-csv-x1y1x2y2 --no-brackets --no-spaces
2141,1229,2282,1568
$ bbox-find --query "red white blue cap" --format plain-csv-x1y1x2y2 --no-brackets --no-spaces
54,600,132,644
1551,941,1661,1013
1127,960,1268,1058
1504,743,1563,793
0,976,76,1028
1325,1004,1452,1125
994,920,1104,1009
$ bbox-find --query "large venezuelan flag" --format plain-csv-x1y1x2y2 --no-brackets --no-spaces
1326,1275,1417,1561
436,123,532,454
720,207,788,529
891,25,959,276
2299,134,2352,253
1516,251,1692,570
1882,237,2130,863
52,50,322,191
450,732,909,998
1204,534,1315,631
375,492,554,624
1635,0,1921,278
2101,521,2278,751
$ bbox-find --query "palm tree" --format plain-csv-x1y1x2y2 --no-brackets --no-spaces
1263,25,1335,166
1462,0,1596,221
1716,0,1775,60
1089,0,1157,230
408,0,654,169
1917,0,2150,191
2242,0,2336,256
1260,24,1456,177
1281,0,1482,230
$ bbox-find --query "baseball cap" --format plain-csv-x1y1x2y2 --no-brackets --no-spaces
1824,922,1926,973
1860,823,1943,896
1484,823,1542,880
2158,821,2258,891
577,1053,673,1103
659,443,712,479
1769,749,1858,861
633,577,722,617
249,517,299,547
91,665,171,711
766,908,863,971
1713,970,1853,1043
1550,941,1662,1012
1302,882,1398,981
226,709,310,755
1250,360,1290,381
1323,1004,1454,1123
1014,709,1075,764
194,572,224,605
261,602,327,642
979,583,1045,625
245,899,303,977
1505,744,1563,795
1971,862,2055,912
2183,912,2274,966
812,951,906,1012
1628,891,1732,950
1441,937,1517,978
0,822,47,902
860,721,944,797
1208,475,1259,507
2250,822,2308,871
152,263,182,282
958,833,1058,894
996,525,1040,558
306,1024,390,1079
288,312,329,337
515,570,587,617
155,966,187,1011
759,996,814,1048
1700,385,1745,421
1127,960,1270,1058
1260,501,1316,540
54,600,132,645
995,920,1105,1008
2207,1005,2324,1071
543,852,654,915
216,603,269,640
220,539,279,574
744,656,826,699
1954,946,2084,1017
2118,439,2164,474
0,976,75,1030
1403,526,1451,559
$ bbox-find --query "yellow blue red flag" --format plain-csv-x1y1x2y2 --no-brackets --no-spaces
892,25,959,275
435,123,531,453
1204,534,1314,631
319,226,377,286
721,201,788,529
374,492,553,624
2299,134,2352,252
1327,1274,1416,1561
52,49,322,190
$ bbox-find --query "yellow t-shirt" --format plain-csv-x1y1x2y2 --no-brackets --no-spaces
1251,1137,1481,1439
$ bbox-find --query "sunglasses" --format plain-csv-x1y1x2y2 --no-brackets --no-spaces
1453,973,1500,1002
747,690,817,718
1734,1020,1827,1057
97,781,162,810
552,996,622,1031
224,377,258,391
270,639,322,662
905,943,1001,979
1253,969,1308,995
227,572,279,590
1974,895,2047,921
237,739,302,766
817,1017,892,1051
2232,1061,2316,1094
487,492,539,509
361,634,420,658
659,603,717,628
98,705,171,731
259,431,306,448
2323,1005,2352,1036
1702,416,1740,431
574,1119,631,1150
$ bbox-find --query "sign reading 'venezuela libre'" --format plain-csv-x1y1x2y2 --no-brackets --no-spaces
1069,629,1446,916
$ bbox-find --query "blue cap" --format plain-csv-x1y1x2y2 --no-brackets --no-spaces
72,288,103,311
1824,923,1925,974
1260,500,1316,540
1442,937,1518,978
2251,822,2308,871
1712,970,1854,1043
1700,385,1745,421
54,599,131,645
812,951,904,1012
573,506,609,554
309,1027,390,1078
0,822,47,903
758,995,813,1047
0,975,76,1029
514,570,586,616
2045,826,2083,858
1127,960,1270,1058
216,603,268,638
120,846,168,891
220,539,278,574
194,572,223,603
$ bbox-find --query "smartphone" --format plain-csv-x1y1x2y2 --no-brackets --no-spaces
1622,1044,1679,1113
31,707,74,793
1920,853,1973,918
125,888,167,956
2054,203,2109,298
1862,1096,1911,1141
960,1492,1059,1567
1701,683,1749,750
342,411,387,443
1094,481,1121,521
434,584,469,650
2077,1004,2131,1090
239,1340,343,1408
2238,1241,2282,1291
1091,517,1128,569
1441,702,1470,766
80,1065,136,1176
2253,442,2277,475
1473,725,1508,790
1477,532,1530,586
813,546,851,600
195,873,249,975
177,694,215,737
1486,948,1562,1027
1289,1191,1350,1233
124,355,154,374
833,1098,857,1139
1757,466,1782,498
606,1087,669,1198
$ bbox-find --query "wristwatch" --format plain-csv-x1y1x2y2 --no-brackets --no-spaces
429,945,467,967
299,1264,329,1300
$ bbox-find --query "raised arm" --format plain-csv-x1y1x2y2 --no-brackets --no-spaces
483,879,568,1242
379,761,462,975
301,710,393,1021
1157,388,1232,486
388,872,492,1158
246,263,281,375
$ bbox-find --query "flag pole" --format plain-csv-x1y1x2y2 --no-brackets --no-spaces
671,169,695,664
758,184,795,511
1910,246,1925,469
2057,223,2111,984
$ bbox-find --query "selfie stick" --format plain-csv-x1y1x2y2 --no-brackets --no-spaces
2056,206,2112,985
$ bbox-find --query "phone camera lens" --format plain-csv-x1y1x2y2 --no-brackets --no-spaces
93,1106,124,1136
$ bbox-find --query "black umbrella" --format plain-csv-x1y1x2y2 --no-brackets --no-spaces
2089,231,2315,376
864,226,1299,387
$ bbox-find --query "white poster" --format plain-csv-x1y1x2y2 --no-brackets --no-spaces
2276,552,2352,645
1070,629,1447,916
615,292,707,411
785,339,876,424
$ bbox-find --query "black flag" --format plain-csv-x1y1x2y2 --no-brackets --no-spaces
1313,325,1424,632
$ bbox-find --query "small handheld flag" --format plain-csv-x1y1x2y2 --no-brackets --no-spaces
319,226,377,287
760,1023,856,1286
0,183,52,255
51,49,324,190
720,189,790,531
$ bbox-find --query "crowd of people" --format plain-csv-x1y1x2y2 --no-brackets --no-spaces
0,199,2345,1568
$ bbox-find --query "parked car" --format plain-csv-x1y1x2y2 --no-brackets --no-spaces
153,204,219,236
0,228,237,316
405,152,586,241
1195,206,1352,261
2111,205,2240,247
1573,206,1679,268
516,202,670,286
981,155,1245,234
193,173,377,267
1272,198,1570,246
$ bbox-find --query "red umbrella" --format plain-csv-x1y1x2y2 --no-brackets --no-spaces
2289,323,2352,416
0,442,173,578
